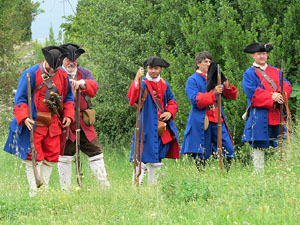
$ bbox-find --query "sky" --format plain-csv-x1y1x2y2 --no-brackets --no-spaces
31,0,78,42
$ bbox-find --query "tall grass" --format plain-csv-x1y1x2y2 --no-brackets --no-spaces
0,127,299,224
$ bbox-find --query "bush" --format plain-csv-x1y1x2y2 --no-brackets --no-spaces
60,0,300,157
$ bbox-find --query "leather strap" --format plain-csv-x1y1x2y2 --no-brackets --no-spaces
152,90,164,114
254,67,278,91
33,63,53,93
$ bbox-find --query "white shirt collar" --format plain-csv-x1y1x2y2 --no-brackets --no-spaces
146,72,161,83
253,62,268,71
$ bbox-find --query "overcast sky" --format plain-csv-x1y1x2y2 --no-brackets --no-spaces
31,0,78,42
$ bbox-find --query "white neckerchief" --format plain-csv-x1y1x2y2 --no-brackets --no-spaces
196,70,207,78
146,72,161,83
62,65,77,79
253,62,268,71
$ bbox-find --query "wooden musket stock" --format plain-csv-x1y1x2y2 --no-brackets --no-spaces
27,73,44,188
76,88,83,187
133,78,142,186
217,65,224,171
279,60,285,140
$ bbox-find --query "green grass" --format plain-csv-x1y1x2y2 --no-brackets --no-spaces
0,133,299,225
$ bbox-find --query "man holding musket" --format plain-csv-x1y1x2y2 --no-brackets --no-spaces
127,56,180,186
57,43,110,190
180,51,237,171
4,46,74,197
242,42,292,173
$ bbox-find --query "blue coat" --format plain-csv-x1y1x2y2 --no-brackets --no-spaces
242,66,292,143
181,72,234,154
3,64,74,160
127,78,179,163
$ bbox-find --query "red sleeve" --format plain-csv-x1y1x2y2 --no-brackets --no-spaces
196,90,217,109
80,80,98,98
63,101,75,122
223,83,237,100
14,103,29,125
250,86,274,109
127,79,139,106
166,99,178,120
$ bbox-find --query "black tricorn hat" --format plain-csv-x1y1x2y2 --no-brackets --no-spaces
143,56,170,68
42,46,69,70
60,43,85,62
206,62,227,92
244,42,273,53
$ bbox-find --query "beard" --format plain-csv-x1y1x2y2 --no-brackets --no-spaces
65,65,77,74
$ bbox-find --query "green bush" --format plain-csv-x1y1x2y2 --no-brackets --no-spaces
59,0,300,157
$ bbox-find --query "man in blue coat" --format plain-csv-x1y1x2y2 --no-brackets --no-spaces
242,42,292,173
127,56,179,185
180,51,237,171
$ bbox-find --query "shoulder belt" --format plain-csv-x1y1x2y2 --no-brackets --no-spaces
33,63,54,93
253,67,278,91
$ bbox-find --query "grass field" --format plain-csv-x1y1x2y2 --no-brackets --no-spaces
0,130,299,225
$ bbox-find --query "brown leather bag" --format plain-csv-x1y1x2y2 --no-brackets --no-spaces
36,111,52,127
158,120,167,137
82,109,96,126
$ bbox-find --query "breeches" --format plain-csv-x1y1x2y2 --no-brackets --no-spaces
63,130,102,157
27,132,61,162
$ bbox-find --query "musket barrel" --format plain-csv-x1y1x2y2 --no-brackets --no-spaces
217,65,224,171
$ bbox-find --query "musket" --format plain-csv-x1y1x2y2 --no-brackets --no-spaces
43,99,62,121
279,60,285,140
133,78,143,186
27,73,44,188
49,91,63,111
75,88,83,187
217,65,224,172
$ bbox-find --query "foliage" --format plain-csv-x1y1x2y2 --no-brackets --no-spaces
0,0,40,58
59,0,300,150
161,177,211,203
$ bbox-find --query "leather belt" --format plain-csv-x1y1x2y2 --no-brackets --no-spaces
207,103,218,110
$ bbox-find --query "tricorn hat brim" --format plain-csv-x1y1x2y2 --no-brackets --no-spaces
244,42,273,53
60,43,85,62
42,46,69,70
143,56,170,68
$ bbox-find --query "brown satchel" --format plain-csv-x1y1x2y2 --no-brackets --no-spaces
36,111,52,127
82,109,96,126
158,120,167,136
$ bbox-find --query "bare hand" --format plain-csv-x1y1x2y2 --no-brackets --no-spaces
160,112,172,121
135,67,145,80
213,85,223,95
62,117,72,128
223,80,230,89
272,92,284,104
24,118,35,130
70,79,85,91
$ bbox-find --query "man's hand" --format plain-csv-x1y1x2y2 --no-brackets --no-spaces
160,112,172,121
62,117,72,128
213,85,223,95
70,79,85,91
272,92,284,104
223,80,230,89
24,118,35,130
135,67,145,81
